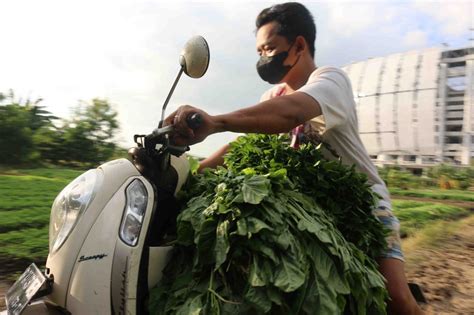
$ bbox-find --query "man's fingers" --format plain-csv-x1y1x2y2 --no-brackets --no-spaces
176,108,199,132
173,113,180,125
163,104,209,146
171,134,184,146
176,125,194,139
164,109,178,127
172,130,195,146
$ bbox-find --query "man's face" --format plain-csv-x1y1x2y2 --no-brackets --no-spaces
256,21,292,60
256,21,302,84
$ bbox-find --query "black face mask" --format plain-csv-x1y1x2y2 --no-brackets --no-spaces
256,42,300,84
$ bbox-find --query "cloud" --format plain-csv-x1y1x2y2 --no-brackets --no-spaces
325,2,380,37
402,30,429,49
414,0,473,37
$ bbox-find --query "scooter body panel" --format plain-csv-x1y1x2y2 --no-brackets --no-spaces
66,174,153,315
45,159,140,309
44,155,189,314
170,154,190,196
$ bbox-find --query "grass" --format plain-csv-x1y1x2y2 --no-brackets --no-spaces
0,167,84,179
392,199,469,238
0,226,49,260
0,168,83,261
389,188,474,202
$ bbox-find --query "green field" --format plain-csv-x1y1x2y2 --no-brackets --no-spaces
390,188,474,202
0,168,471,266
0,168,83,263
391,199,469,237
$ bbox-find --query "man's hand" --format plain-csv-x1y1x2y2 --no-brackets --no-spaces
164,105,217,146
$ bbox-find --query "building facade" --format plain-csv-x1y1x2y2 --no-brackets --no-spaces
342,47,474,166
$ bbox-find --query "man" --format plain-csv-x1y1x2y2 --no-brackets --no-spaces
165,2,423,314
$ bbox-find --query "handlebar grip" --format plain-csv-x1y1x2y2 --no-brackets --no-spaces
186,113,203,130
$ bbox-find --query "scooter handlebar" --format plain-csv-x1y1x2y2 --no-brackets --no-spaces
145,113,202,151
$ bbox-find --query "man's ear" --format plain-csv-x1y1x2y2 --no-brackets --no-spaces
295,35,307,55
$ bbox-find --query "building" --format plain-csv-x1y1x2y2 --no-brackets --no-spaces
342,46,474,167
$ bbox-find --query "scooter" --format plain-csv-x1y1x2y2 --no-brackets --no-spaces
3,35,210,315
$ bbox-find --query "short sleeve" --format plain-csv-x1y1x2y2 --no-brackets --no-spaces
260,83,288,102
297,67,353,131
260,89,271,102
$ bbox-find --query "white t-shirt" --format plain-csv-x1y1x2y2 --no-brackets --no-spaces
260,66,391,209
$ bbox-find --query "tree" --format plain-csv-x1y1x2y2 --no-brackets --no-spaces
33,125,63,163
62,98,119,166
0,104,35,164
0,90,59,164
0,91,120,166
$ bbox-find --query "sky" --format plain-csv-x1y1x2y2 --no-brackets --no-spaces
0,0,472,157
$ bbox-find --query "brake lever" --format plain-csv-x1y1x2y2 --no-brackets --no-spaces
151,113,202,137
151,125,174,137
145,112,203,153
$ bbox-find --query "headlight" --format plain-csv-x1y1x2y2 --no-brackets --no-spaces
119,179,148,246
49,169,100,253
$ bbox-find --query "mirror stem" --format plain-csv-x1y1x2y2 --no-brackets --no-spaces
158,67,184,128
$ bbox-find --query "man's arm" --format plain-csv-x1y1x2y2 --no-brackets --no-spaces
213,92,320,134
198,143,230,173
166,91,321,146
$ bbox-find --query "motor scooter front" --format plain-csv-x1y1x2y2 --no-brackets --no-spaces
3,151,190,315
2,35,210,315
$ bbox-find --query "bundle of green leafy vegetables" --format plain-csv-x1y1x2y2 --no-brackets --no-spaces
149,134,389,315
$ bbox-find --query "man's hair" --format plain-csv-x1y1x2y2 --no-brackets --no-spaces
256,2,316,58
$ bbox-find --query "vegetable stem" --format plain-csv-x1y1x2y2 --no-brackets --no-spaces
207,288,242,305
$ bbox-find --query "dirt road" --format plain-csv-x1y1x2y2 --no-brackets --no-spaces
405,215,474,314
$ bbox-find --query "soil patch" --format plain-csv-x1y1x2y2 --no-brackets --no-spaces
0,280,12,311
404,216,474,314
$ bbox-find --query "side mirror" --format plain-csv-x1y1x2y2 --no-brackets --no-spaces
179,35,210,78
156,36,211,128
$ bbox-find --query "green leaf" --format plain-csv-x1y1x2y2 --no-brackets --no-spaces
235,219,248,236
273,255,305,292
242,175,270,204
311,245,350,295
214,220,230,270
275,231,291,250
196,218,217,264
246,217,273,234
251,241,278,263
242,167,256,175
313,280,340,315
297,213,332,244
245,286,272,313
268,168,287,180
266,286,283,306
249,255,273,287
188,156,200,175
177,221,194,246
176,294,203,315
